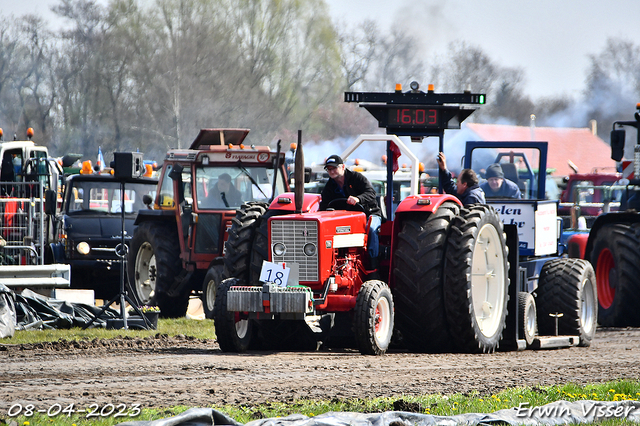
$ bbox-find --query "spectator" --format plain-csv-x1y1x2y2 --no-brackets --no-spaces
481,163,522,199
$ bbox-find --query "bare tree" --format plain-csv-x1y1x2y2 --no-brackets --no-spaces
0,19,23,133
52,0,108,156
430,41,533,124
365,27,425,92
226,0,342,134
336,20,378,90
13,16,58,143
585,37,640,145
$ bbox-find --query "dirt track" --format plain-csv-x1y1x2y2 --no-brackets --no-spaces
1,327,639,414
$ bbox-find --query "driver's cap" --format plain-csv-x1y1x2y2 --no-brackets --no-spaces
324,155,343,169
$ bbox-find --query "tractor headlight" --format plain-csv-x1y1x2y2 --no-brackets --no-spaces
303,243,317,256
76,241,91,255
273,243,286,257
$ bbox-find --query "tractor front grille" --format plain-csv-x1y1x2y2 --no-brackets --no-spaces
270,220,318,282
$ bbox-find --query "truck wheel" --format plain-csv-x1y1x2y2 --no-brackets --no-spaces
444,205,509,353
223,202,268,281
590,223,640,326
128,222,185,317
201,265,222,319
537,258,597,346
392,201,460,352
354,280,394,355
213,278,253,352
518,292,537,347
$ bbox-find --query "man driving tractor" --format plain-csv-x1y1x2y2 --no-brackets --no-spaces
319,155,382,272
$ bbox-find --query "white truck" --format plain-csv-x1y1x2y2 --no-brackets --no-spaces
0,128,70,294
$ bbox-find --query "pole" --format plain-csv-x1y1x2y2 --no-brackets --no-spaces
119,180,128,329
438,131,444,194
386,140,393,220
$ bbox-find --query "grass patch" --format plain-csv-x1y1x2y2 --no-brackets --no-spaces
3,380,639,425
219,380,640,421
3,318,217,344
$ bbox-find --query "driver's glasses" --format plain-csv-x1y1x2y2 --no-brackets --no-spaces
324,166,337,172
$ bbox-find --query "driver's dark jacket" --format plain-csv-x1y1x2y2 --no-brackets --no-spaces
319,168,381,217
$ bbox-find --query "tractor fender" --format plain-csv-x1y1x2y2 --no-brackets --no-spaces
585,212,640,262
268,192,321,212
394,194,462,215
566,233,589,259
133,208,175,225
389,195,463,283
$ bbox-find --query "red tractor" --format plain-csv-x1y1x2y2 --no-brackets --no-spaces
128,129,290,317
215,85,596,355
567,103,640,326
558,171,621,229
214,130,516,355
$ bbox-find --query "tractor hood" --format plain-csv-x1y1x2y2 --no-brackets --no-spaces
65,215,136,239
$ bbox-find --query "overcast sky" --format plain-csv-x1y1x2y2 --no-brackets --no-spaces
5,0,640,100
325,0,640,99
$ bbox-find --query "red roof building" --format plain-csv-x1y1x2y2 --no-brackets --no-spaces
464,123,615,176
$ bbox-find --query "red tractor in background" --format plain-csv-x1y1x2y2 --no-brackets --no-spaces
128,129,290,317
558,171,621,230
567,103,640,327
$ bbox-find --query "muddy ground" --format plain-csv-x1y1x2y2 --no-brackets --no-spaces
1,327,639,414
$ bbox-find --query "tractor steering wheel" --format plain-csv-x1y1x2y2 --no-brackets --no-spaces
326,198,365,213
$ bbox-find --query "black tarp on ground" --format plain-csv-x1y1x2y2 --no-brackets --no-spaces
0,283,16,337
117,400,640,426
0,287,120,334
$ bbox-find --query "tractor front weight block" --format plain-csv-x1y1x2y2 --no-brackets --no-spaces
228,283,314,315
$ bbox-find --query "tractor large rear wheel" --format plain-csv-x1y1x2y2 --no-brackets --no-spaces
537,258,597,346
213,278,254,352
354,280,394,355
392,202,460,352
129,222,186,317
444,205,509,353
590,223,640,327
223,202,268,281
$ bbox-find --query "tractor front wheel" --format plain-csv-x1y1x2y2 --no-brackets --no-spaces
354,280,394,355
518,292,537,347
201,265,223,319
213,278,254,352
537,258,597,347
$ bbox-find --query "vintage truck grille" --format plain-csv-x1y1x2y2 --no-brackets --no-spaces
270,220,318,282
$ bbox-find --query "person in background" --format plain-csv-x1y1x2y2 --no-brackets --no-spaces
319,155,382,272
207,173,242,208
437,152,485,205
481,163,522,199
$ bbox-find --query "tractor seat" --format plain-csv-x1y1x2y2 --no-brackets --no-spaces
501,163,525,193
